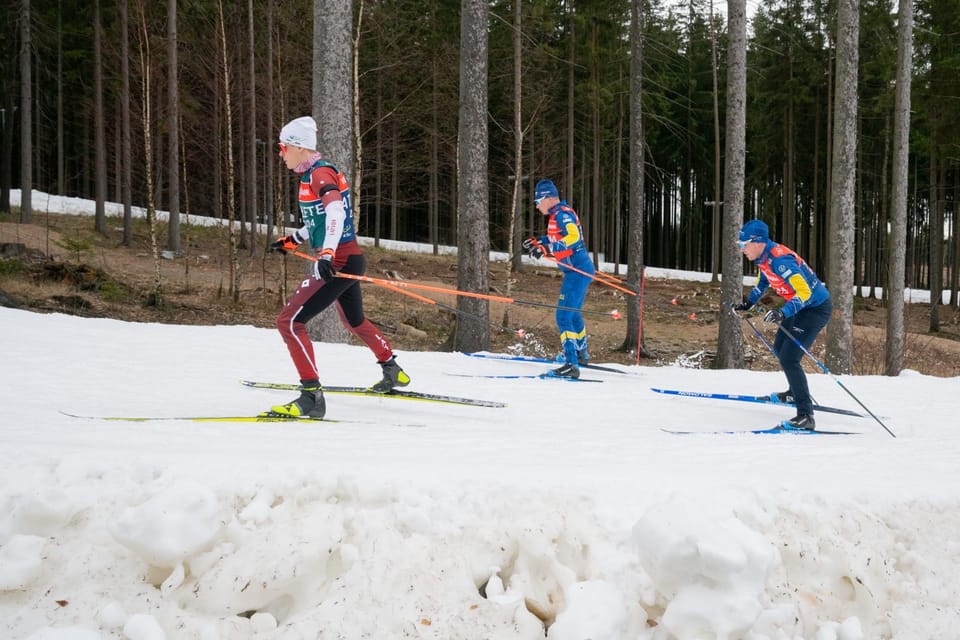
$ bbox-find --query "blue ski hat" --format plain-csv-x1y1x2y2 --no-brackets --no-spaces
534,179,559,204
739,219,770,243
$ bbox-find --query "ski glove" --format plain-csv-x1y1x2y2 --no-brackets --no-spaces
312,250,336,281
522,237,545,259
763,308,784,324
270,230,305,254
733,300,753,312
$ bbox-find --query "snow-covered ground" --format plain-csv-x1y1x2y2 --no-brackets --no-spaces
3,189,960,639
1,307,959,640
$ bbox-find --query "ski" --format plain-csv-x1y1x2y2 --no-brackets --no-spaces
661,425,861,436
445,372,603,383
650,387,865,418
240,381,505,408
462,351,635,375
61,410,370,425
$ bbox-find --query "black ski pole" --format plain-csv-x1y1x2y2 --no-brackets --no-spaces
768,314,896,438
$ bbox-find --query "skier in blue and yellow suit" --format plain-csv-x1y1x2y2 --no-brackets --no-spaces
522,179,595,379
734,219,832,430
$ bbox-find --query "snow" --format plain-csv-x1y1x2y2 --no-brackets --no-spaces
3,188,960,638
2,308,960,640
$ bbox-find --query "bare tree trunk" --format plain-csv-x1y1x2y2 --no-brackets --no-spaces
19,0,32,223
620,0,645,356
824,0,859,374
265,0,275,239
0,76,14,212
430,58,439,254
93,0,107,235
216,0,240,304
565,2,575,195
613,86,623,274
709,0,721,283
783,43,795,247
374,51,382,247
135,0,162,305
120,0,133,245
930,148,944,331
57,1,64,197
452,0,490,352
246,0,256,256
885,0,912,376
391,118,398,240
167,0,180,252
310,0,353,344
505,0,523,284
352,0,364,229
952,170,960,307
715,0,747,369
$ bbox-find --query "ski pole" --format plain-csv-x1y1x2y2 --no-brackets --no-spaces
746,307,896,438
734,307,821,404
541,254,638,296
732,305,778,357
379,279,529,337
290,250,621,319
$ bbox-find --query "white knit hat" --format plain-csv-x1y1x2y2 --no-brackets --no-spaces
279,116,318,151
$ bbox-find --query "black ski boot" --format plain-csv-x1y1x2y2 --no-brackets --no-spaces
269,382,326,418
784,414,816,431
550,363,580,379
372,356,410,393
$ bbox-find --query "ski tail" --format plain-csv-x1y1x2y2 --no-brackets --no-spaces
462,351,636,376
445,372,602,383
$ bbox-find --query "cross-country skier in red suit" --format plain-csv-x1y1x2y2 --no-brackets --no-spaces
267,116,409,418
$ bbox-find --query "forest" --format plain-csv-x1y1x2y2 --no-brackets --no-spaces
2,0,959,363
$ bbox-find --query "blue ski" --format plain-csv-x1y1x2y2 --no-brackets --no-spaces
650,387,864,418
462,352,635,375
445,372,602,383
661,426,861,435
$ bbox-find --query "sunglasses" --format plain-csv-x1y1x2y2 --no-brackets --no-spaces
534,197,545,206
736,240,749,250
278,142,287,154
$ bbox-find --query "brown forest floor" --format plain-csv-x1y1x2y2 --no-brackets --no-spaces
2,212,960,378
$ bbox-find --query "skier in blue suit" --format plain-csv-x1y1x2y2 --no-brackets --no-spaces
734,219,832,430
522,179,594,379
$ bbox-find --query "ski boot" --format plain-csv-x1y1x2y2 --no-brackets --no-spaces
771,390,794,404
550,362,580,379
268,382,326,419
783,414,816,431
371,356,410,393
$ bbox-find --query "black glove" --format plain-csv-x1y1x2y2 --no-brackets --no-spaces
270,231,304,254
733,300,753,312
312,255,336,281
522,237,545,259
763,308,784,324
